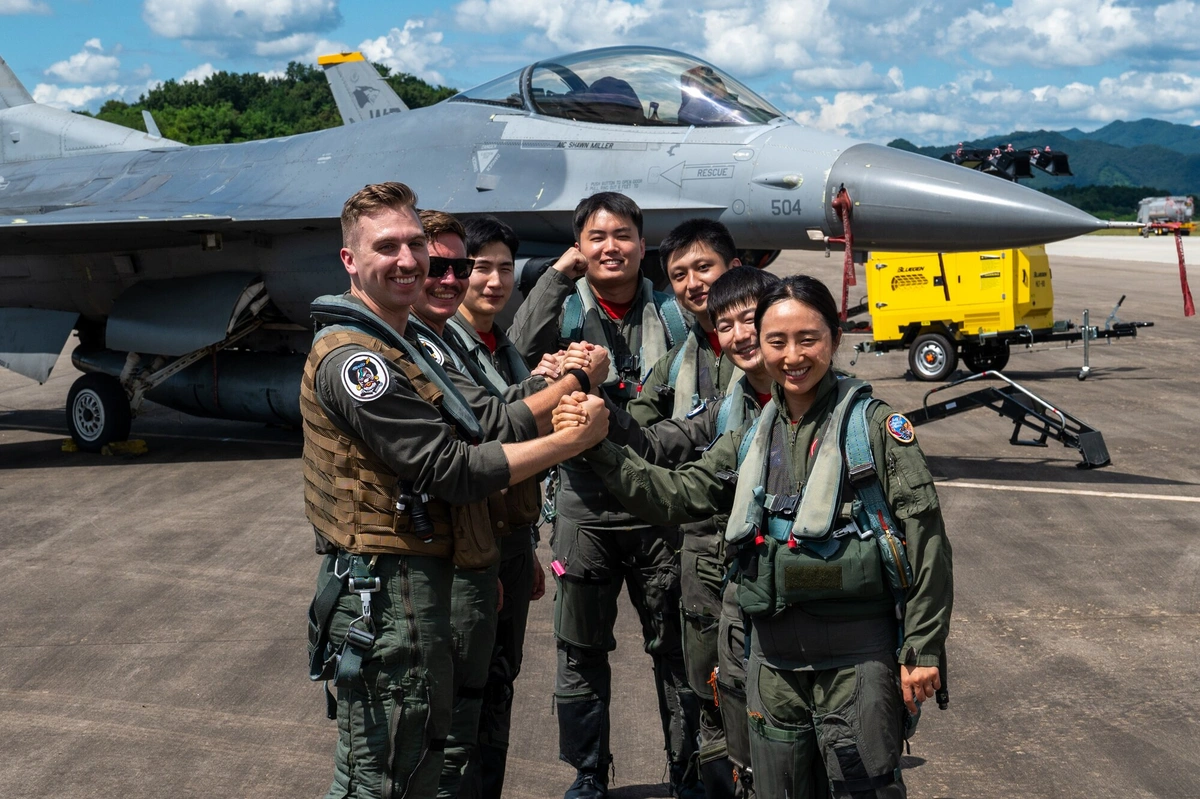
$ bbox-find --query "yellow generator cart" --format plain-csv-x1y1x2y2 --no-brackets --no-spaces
853,246,1148,380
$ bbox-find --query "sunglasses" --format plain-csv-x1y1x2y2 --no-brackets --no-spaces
427,256,474,280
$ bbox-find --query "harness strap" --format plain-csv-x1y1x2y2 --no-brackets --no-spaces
844,396,915,602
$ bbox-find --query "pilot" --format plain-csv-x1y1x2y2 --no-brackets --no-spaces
508,192,700,799
446,215,550,799
302,181,610,799
623,219,740,797
406,209,610,799
556,274,953,799
679,66,738,126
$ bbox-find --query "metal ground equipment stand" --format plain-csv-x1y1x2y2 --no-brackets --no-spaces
905,370,1111,469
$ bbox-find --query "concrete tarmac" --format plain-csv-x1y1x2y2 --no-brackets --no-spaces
1,236,1197,798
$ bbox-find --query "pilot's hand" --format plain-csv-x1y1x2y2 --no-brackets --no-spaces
530,552,546,601
552,392,586,432
901,664,942,715
532,350,566,381
560,342,592,374
552,248,589,279
575,394,609,448
583,344,610,389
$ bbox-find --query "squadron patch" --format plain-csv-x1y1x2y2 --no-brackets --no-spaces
418,335,446,366
341,352,390,402
886,413,916,444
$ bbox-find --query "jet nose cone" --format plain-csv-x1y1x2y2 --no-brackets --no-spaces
827,143,1105,250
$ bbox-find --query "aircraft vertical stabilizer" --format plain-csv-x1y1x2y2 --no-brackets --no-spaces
0,56,35,109
319,52,407,125
0,56,186,164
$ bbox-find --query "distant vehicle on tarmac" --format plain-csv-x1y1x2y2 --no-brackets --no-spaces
850,246,1150,381
1138,195,1194,236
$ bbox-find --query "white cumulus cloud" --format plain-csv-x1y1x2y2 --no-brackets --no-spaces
941,0,1200,68
142,0,341,41
252,32,347,61
32,82,125,109
0,0,49,13
359,20,453,86
45,39,122,83
180,63,216,83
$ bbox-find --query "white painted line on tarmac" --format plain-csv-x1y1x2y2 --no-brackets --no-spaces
939,481,1200,503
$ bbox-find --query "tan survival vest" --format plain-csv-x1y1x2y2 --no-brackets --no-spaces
300,329,456,558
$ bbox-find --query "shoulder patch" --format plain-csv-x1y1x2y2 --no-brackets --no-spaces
417,335,446,366
341,352,390,402
886,413,916,444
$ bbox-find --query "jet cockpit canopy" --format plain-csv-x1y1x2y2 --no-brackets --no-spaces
451,46,784,127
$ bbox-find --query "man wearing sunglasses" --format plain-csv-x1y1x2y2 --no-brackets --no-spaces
409,209,611,799
303,183,612,799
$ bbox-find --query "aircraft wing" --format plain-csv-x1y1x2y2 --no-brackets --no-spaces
319,52,407,125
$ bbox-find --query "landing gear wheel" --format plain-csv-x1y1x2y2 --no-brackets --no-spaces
66,373,132,452
908,332,958,381
962,343,1010,373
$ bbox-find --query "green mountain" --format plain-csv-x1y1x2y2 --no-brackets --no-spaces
1083,118,1200,155
87,62,456,145
887,129,1200,196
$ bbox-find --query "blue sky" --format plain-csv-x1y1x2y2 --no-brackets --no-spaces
4,0,1199,144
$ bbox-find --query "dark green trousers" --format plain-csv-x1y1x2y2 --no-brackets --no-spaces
437,560,501,799
322,553,454,799
551,519,699,778
746,653,905,799
460,532,537,799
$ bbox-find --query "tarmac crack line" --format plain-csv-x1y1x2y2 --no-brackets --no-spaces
937,481,1200,503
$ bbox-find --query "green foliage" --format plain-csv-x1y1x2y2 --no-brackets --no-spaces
93,61,456,145
1036,185,1192,221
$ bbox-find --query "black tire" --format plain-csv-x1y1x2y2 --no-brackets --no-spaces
908,332,958,381
962,343,1010,373
66,373,132,452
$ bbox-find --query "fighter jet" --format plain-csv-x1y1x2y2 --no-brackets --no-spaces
0,45,1120,450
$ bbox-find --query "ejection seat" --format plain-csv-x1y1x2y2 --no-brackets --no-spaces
561,76,645,124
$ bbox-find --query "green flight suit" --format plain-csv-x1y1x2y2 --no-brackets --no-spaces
405,316,545,799
308,294,516,799
623,362,756,796
508,267,697,788
583,372,954,799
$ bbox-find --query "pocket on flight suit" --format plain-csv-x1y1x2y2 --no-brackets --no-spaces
745,656,817,799
552,524,618,652
812,660,905,799
381,669,439,799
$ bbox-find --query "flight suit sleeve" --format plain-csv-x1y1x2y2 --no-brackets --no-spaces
502,374,549,402
869,402,953,668
315,345,512,503
625,347,678,427
609,397,719,466
583,427,739,526
508,267,577,367
444,360,538,443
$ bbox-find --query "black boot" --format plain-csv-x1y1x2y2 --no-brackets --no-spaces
565,766,609,799
670,757,706,799
558,696,611,799
699,756,738,799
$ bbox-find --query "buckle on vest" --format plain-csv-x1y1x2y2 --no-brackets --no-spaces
715,469,739,486
847,462,876,485
348,575,381,593
765,493,800,517
344,624,375,650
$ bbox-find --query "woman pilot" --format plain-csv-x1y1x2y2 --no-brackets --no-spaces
554,274,953,799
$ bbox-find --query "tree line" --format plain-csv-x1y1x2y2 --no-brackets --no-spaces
88,62,457,145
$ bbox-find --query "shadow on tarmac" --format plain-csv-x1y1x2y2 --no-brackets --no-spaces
927,454,1199,487
0,410,301,469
